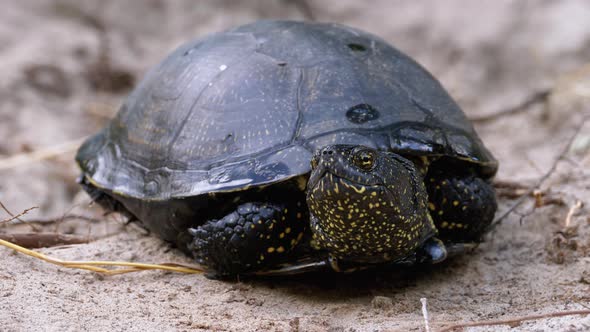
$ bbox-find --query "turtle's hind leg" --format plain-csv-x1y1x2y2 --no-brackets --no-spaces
188,200,308,278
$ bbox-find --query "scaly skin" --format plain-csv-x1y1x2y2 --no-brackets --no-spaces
188,201,308,278
306,145,437,265
425,161,497,242
82,145,495,278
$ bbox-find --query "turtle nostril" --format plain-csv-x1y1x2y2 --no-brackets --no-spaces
321,148,334,156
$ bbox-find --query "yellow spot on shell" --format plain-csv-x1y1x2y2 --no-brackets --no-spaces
453,200,460,206
428,203,436,211
276,246,285,253
267,247,275,253
285,227,291,234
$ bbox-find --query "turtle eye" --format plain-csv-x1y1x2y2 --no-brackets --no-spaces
354,150,375,171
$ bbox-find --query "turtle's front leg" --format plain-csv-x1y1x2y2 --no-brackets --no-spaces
188,201,307,278
426,168,497,242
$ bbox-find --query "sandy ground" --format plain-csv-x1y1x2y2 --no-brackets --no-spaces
1,1,590,331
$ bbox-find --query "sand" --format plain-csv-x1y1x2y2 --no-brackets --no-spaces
1,1,589,331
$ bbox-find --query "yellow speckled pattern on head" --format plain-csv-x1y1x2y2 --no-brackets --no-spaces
306,145,436,264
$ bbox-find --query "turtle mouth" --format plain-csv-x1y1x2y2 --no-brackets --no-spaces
307,160,385,195
307,169,384,198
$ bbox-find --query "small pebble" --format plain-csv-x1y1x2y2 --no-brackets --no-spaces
371,296,393,310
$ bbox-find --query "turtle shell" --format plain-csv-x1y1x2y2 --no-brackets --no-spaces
76,20,497,201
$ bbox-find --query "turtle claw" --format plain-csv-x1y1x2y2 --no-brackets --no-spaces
417,240,477,265
421,238,448,263
254,258,330,276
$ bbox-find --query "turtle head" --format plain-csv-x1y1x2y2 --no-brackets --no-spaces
306,145,435,264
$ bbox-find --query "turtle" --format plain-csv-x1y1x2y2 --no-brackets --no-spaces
76,20,498,279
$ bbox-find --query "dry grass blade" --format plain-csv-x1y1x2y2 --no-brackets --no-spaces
438,309,590,331
0,138,86,171
0,238,204,275
470,89,550,123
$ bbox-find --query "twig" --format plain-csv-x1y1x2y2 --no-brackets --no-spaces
0,206,202,275
493,179,531,190
0,205,38,224
438,309,590,331
564,200,583,227
17,214,102,225
0,238,204,275
494,180,531,199
420,298,431,332
0,200,42,232
488,117,588,230
0,233,91,248
532,190,566,208
0,138,86,171
470,89,550,123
